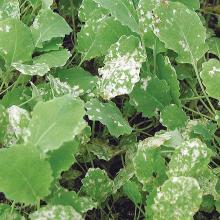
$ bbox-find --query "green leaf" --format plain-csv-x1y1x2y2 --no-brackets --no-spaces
12,62,50,76
85,98,132,138
93,0,140,33
157,55,181,106
81,168,113,203
0,19,34,67
208,37,220,58
0,204,24,220
77,16,133,61
137,0,165,53
0,0,20,19
160,104,188,130
0,144,53,204
133,144,167,188
200,59,220,100
0,105,8,143
152,177,202,220
50,190,97,213
48,140,79,179
57,67,97,95
130,77,171,117
79,0,108,21
33,49,71,68
27,0,53,9
123,180,142,204
36,38,62,53
27,95,86,154
153,1,208,64
170,0,200,10
30,205,83,220
31,9,72,48
98,35,146,99
168,139,212,177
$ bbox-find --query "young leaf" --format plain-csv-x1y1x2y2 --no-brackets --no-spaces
157,55,181,106
208,37,220,58
77,16,132,61
48,140,79,179
200,59,220,100
123,180,142,205
81,168,113,203
130,77,171,117
98,35,146,99
168,139,212,177
31,9,72,48
50,190,97,213
33,49,71,68
0,0,20,19
153,1,208,64
27,95,86,154
160,104,188,130
153,177,202,220
92,0,140,33
0,19,34,67
30,205,83,220
85,98,132,138
0,144,53,204
12,63,50,76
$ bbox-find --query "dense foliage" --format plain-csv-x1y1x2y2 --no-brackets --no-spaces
0,0,220,219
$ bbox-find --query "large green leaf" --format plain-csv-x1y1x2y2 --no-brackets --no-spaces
81,168,113,203
27,95,86,153
171,0,200,10
0,144,53,204
153,1,208,64
93,0,140,33
168,139,212,177
0,19,34,67
0,0,20,19
208,37,220,58
77,15,132,61
130,77,171,117
31,9,72,47
98,35,146,99
30,205,83,220
153,177,202,220
85,98,132,137
33,49,71,68
200,59,220,100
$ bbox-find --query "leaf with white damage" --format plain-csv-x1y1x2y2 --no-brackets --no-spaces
77,15,132,61
27,95,86,154
31,9,72,48
30,205,83,220
93,0,140,34
81,168,113,203
98,35,146,99
200,59,220,100
12,63,50,76
0,144,53,204
168,139,212,177
153,177,202,220
153,1,208,64
0,0,20,19
0,19,34,67
85,98,132,138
